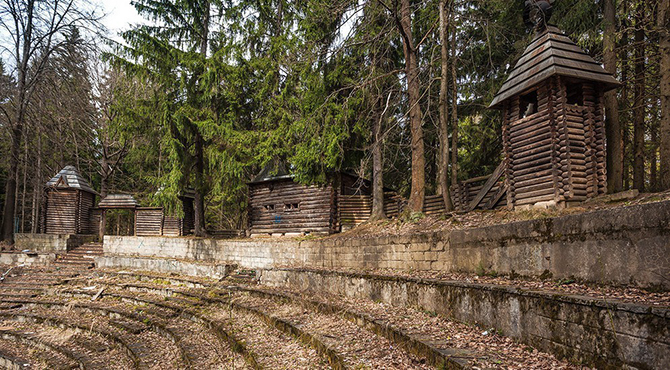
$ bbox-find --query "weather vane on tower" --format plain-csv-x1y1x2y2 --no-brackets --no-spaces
524,0,555,31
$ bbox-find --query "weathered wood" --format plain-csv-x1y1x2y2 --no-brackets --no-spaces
467,162,505,212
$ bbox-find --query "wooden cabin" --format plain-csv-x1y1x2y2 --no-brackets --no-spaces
489,25,620,209
43,166,98,235
247,163,373,236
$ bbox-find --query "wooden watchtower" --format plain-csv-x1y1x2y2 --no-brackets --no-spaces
489,24,620,209
43,166,98,235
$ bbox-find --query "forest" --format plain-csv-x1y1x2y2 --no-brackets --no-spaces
0,0,668,241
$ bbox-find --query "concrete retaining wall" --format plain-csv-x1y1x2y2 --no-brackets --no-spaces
95,255,232,279
0,253,55,266
14,234,96,253
104,200,670,289
260,268,669,370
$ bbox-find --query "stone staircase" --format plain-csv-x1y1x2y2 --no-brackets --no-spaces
54,242,103,269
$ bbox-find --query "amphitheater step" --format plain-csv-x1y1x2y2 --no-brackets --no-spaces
0,266,591,369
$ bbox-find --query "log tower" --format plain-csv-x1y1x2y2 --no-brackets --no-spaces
43,166,98,235
490,23,620,209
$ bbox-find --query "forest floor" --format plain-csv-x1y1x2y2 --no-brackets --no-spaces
329,189,670,240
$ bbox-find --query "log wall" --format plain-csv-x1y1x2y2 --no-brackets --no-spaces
249,179,334,235
44,189,77,234
77,191,95,234
44,189,94,235
338,192,402,229
134,207,192,237
502,77,607,209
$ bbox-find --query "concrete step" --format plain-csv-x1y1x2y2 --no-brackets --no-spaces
53,261,94,269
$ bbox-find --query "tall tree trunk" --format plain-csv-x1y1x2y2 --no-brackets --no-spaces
194,132,207,236
1,112,25,244
604,0,623,193
633,2,646,191
659,0,670,190
438,0,454,211
399,0,425,213
651,126,658,190
450,20,458,188
100,154,110,199
369,94,389,221
31,126,42,234
20,128,28,233
193,2,210,237
620,2,631,189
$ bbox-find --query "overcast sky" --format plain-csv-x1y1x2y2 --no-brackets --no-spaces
100,0,145,38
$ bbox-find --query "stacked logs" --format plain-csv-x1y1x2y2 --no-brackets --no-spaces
249,180,334,235
339,195,372,229
44,189,78,234
503,77,608,208
135,208,164,236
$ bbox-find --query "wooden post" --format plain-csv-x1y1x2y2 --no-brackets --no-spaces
99,209,106,241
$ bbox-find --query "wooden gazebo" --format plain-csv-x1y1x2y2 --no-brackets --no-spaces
94,193,194,238
95,194,139,239
43,166,98,235
489,24,620,209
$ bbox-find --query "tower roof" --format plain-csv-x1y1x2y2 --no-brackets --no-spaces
46,165,98,195
489,25,620,109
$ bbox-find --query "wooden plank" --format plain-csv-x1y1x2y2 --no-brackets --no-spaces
467,162,505,212
484,183,508,210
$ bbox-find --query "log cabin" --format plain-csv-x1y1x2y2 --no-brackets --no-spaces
489,25,620,209
247,163,375,236
43,166,98,235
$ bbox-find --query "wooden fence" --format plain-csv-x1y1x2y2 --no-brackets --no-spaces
451,162,507,212
338,192,404,230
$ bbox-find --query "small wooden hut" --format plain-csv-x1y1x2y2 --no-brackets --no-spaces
43,166,98,235
489,24,620,209
247,163,372,236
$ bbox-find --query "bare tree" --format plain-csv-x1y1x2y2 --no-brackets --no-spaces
91,67,133,199
0,0,101,243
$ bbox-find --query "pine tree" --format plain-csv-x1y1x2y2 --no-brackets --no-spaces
113,0,228,236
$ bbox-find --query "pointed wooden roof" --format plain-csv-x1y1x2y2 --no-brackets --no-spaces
46,165,98,195
489,25,620,109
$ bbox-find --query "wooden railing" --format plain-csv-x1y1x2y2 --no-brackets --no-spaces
450,162,507,212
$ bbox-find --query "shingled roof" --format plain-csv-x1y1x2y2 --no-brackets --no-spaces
46,165,98,195
489,25,620,109
98,194,139,209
